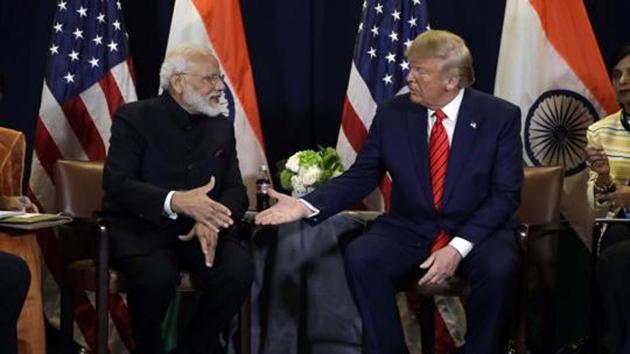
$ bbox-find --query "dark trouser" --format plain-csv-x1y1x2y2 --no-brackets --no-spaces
597,222,630,354
0,251,30,354
114,236,254,354
342,227,518,354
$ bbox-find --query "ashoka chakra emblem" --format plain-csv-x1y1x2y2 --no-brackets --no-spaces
524,90,598,176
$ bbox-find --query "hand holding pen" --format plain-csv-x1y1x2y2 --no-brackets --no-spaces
0,195,39,213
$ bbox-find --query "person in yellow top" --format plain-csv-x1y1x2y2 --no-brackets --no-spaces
0,76,46,354
586,45,630,354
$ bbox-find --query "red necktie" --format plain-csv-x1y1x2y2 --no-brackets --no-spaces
429,109,450,252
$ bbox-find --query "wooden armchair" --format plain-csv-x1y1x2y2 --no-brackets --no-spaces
53,160,205,354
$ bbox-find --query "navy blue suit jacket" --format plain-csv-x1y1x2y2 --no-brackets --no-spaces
304,88,523,247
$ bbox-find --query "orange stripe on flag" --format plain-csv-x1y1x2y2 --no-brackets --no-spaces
191,0,265,149
530,0,617,114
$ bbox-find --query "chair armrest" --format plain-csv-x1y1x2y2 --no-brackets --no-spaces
58,217,99,264
517,221,566,254
519,221,565,239
342,210,381,223
593,218,630,255
416,276,468,297
92,210,127,224
90,212,111,266
594,218,630,224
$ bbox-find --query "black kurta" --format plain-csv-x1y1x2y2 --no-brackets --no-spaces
103,92,248,258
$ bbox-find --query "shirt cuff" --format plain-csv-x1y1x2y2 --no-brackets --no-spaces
298,199,320,218
449,237,473,258
163,191,178,220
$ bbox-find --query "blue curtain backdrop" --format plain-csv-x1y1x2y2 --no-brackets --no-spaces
1,0,629,180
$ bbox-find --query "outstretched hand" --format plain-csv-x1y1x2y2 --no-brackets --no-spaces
171,176,233,232
254,188,312,225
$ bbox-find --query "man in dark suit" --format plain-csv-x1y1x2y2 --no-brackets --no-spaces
256,30,523,354
103,44,253,354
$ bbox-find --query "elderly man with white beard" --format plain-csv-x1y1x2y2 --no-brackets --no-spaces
102,43,252,354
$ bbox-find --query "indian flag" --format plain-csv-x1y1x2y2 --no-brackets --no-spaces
494,0,617,246
165,0,268,206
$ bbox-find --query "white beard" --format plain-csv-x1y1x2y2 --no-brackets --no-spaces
182,86,228,117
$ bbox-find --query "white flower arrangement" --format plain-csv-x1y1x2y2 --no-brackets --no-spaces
278,147,344,196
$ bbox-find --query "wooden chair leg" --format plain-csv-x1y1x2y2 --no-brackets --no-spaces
531,230,558,354
240,296,252,354
591,223,604,353
515,240,528,354
95,280,108,354
419,295,435,354
96,223,109,354
60,285,74,354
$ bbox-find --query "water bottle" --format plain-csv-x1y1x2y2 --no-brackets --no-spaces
256,165,271,211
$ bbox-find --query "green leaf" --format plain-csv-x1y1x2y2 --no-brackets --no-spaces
298,150,321,167
279,169,295,191
276,146,345,191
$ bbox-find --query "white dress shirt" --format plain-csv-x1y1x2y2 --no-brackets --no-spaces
164,191,178,219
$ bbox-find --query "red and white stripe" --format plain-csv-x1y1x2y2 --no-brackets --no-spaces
29,59,137,352
337,62,389,211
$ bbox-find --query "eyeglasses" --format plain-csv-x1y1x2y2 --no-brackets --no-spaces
179,72,225,86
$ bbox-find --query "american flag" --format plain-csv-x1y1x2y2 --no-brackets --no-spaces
29,0,136,351
336,1,465,353
336,0,428,211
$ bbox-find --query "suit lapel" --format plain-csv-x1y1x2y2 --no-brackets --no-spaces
441,89,480,207
405,102,433,204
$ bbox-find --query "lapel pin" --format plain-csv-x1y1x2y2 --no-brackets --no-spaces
470,121,477,129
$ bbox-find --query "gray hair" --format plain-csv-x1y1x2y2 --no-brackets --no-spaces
406,30,475,88
159,43,215,91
